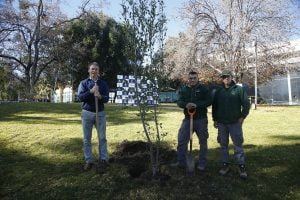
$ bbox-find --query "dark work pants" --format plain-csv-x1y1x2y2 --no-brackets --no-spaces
177,118,209,167
217,122,245,165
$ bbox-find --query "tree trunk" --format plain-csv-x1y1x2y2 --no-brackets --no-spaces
59,85,63,103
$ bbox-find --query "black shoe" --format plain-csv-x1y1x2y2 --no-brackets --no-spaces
170,162,185,169
197,165,206,172
219,162,230,175
83,162,93,171
97,160,108,174
238,164,247,179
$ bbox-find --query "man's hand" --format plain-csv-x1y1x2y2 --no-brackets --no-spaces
94,90,102,99
186,102,197,110
213,121,218,128
90,84,102,99
90,84,99,94
239,117,244,126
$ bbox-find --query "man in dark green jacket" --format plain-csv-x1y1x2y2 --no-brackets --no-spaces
172,71,212,171
212,69,250,179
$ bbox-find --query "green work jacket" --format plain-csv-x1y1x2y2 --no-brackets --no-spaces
212,82,250,124
177,84,212,119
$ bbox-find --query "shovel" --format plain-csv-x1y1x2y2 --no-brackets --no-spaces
94,82,105,173
94,82,99,132
95,91,104,174
95,95,99,132
186,108,196,174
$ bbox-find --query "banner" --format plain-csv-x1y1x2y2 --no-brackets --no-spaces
116,75,158,105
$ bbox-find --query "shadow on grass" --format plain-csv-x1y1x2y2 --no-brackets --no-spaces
106,106,141,125
44,137,83,156
0,103,175,126
0,139,144,200
3,115,82,125
271,135,300,141
106,104,175,125
1,137,300,200
0,103,82,124
0,144,78,199
170,143,300,200
0,102,81,115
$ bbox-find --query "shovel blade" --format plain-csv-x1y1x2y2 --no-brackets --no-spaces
186,154,195,174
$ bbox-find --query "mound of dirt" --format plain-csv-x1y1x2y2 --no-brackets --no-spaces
109,140,176,178
116,140,149,155
109,140,150,165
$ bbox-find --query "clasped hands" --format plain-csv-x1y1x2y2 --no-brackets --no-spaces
90,85,102,99
213,118,244,128
186,102,197,110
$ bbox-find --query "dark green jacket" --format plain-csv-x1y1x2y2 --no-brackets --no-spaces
212,82,250,124
177,84,212,119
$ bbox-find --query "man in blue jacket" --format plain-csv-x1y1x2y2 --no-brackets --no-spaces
78,62,109,172
212,69,250,179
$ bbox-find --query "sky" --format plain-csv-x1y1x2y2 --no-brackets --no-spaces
60,0,187,37
2,0,299,39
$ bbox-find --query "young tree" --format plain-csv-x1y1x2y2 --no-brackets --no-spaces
122,0,167,177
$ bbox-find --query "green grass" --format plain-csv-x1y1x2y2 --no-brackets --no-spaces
0,103,299,200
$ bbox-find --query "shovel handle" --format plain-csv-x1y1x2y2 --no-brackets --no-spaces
94,81,99,132
188,108,196,153
188,108,196,118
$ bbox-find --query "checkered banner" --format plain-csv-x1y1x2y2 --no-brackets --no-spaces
116,75,159,105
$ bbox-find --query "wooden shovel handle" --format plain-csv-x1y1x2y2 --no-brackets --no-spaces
188,108,196,118
188,108,196,153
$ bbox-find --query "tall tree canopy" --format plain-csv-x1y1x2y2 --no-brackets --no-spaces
0,0,136,100
62,13,135,88
0,0,71,98
163,0,299,85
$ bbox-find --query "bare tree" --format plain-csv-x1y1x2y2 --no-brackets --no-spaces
0,0,90,99
167,0,298,84
163,31,220,84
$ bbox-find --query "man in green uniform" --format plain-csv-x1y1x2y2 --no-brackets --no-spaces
172,71,212,171
212,69,250,179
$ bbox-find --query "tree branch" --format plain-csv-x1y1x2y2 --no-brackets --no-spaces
206,62,222,73
34,58,56,85
45,0,91,34
0,54,27,69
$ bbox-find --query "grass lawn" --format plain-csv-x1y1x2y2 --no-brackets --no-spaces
0,103,299,200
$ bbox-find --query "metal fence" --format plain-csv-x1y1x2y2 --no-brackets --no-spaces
259,72,300,105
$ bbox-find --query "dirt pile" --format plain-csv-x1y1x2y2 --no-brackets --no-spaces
109,140,176,178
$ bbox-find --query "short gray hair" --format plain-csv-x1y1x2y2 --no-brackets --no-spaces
88,62,100,69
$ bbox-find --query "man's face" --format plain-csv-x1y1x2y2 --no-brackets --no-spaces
88,65,99,78
188,73,199,87
222,75,232,86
